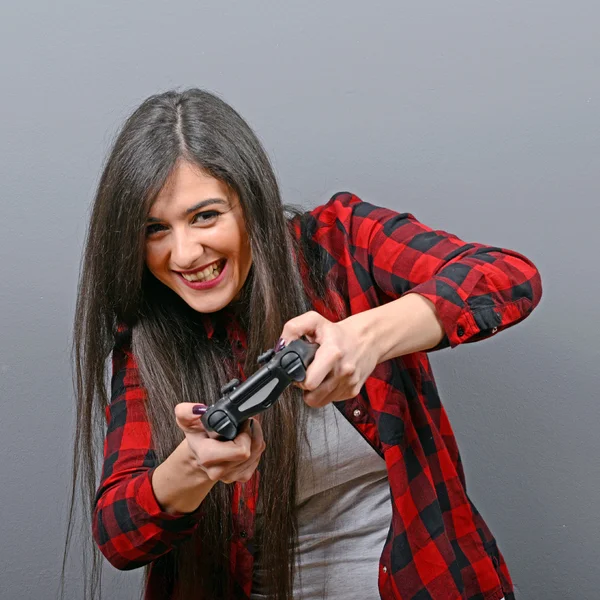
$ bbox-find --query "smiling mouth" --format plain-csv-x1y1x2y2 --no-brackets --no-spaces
179,259,226,283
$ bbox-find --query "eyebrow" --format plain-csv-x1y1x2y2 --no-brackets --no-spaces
146,198,229,223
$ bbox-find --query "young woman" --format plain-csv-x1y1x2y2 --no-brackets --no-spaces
70,88,541,600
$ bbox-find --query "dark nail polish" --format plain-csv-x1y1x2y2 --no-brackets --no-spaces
192,404,207,415
275,338,286,352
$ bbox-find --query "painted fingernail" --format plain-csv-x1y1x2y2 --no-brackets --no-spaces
192,404,207,415
249,419,254,431
275,338,286,351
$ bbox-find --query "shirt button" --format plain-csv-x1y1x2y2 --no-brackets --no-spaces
353,409,362,418
240,530,247,539
382,566,388,574
457,326,465,337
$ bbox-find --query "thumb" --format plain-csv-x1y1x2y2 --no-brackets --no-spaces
175,403,209,434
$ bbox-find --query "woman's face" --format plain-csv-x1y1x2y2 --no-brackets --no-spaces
145,160,252,313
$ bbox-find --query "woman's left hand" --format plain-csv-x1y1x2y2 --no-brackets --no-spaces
279,311,379,408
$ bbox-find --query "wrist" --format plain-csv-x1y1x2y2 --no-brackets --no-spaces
348,293,444,364
153,439,215,514
346,308,388,365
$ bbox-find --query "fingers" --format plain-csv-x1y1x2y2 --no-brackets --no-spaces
303,373,339,408
279,311,336,392
192,438,251,467
248,417,266,455
303,361,364,407
280,311,325,344
183,415,266,483
280,313,370,408
298,345,341,392
221,452,262,484
221,420,266,483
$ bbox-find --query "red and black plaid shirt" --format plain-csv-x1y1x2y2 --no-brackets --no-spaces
93,192,542,599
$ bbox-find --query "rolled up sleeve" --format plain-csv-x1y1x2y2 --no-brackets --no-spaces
312,192,542,349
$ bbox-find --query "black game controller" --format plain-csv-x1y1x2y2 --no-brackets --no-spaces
201,339,319,440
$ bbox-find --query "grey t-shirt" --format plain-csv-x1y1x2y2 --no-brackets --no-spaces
252,403,392,599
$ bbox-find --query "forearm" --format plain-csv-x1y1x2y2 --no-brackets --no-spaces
352,293,445,363
152,439,216,514
93,438,210,569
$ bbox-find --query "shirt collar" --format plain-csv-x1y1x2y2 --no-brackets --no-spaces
201,312,218,339
201,306,244,341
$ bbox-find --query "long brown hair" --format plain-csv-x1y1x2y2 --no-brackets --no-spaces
63,89,338,599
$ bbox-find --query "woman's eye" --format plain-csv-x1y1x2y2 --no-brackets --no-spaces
192,211,220,225
146,223,167,236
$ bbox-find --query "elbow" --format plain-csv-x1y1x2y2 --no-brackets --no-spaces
105,555,149,572
501,249,543,312
508,261,543,325
99,548,145,571
517,260,543,314
530,266,543,310
92,503,151,572
93,533,153,571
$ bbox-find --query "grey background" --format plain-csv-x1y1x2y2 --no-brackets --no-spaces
0,1,598,599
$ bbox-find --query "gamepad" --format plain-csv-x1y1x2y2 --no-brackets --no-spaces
201,339,318,440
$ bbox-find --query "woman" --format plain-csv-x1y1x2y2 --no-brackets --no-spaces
69,88,541,600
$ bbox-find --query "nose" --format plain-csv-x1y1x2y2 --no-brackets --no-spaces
171,228,204,270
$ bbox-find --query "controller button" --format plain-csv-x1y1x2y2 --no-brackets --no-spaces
257,349,276,364
280,351,300,369
280,352,305,381
207,410,232,431
220,378,240,395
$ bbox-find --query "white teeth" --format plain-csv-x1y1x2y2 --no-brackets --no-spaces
181,261,223,282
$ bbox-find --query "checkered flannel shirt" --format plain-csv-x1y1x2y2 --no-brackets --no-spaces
93,192,542,599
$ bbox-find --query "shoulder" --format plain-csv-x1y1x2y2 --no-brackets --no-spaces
301,192,412,247
307,191,362,227
307,191,412,232
295,192,363,240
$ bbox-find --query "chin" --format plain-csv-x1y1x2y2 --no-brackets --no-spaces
184,290,236,314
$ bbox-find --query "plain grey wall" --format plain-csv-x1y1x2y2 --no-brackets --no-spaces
1,1,598,599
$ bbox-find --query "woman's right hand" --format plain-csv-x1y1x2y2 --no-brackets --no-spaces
174,403,266,484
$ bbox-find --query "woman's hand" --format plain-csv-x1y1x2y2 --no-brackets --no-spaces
279,295,445,409
175,403,266,484
279,311,379,408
